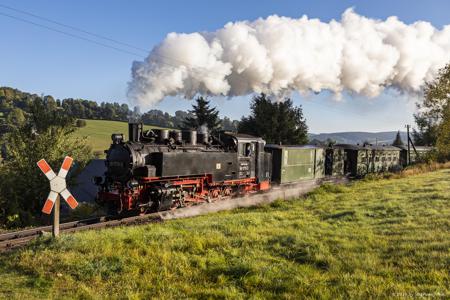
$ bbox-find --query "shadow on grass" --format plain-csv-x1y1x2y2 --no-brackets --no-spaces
265,235,330,271
322,210,357,221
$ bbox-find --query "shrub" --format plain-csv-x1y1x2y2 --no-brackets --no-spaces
0,126,92,228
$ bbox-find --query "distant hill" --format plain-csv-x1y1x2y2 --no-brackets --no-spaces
308,131,407,145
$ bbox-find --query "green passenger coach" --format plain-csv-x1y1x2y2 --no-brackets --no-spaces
265,145,325,184
335,144,402,177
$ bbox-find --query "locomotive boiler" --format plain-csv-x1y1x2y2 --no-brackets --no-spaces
96,123,272,214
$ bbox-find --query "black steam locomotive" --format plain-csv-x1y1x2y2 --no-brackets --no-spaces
96,123,272,214
97,123,429,215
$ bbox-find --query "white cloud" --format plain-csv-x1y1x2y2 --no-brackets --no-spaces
128,9,450,109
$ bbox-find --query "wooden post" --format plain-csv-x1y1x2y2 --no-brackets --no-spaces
53,195,60,237
406,125,411,165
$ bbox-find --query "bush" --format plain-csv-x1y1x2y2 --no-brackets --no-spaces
361,161,450,181
76,119,87,127
0,126,92,228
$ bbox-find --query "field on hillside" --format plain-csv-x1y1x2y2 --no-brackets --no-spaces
0,169,449,298
73,119,162,154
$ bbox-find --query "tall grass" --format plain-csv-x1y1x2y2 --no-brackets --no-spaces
0,169,449,298
364,161,450,181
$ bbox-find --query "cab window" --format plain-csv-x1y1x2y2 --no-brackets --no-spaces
239,142,253,157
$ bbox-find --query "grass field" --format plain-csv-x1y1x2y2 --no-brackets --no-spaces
73,119,162,155
0,169,449,298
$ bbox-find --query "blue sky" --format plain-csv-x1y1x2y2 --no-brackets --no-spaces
0,0,449,133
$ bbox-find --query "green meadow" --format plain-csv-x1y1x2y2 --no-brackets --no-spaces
73,119,162,155
0,169,449,299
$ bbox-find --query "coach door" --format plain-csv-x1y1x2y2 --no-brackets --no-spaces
344,149,357,176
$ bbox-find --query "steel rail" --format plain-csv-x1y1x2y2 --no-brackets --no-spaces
0,216,112,250
0,177,347,252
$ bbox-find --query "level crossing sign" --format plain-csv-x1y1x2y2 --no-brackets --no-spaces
37,156,79,214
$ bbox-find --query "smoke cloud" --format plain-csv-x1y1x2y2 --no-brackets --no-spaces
128,9,450,108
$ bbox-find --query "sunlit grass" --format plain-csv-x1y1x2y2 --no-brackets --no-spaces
0,169,449,298
72,119,162,155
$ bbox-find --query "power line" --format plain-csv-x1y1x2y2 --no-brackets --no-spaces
0,11,143,57
0,9,229,79
0,3,148,53
0,3,232,78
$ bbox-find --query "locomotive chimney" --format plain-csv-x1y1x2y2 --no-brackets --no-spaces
128,123,142,142
197,124,209,144
159,129,169,143
182,130,197,145
189,130,197,145
170,130,182,144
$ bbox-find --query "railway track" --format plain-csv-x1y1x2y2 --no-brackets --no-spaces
0,177,347,252
0,213,163,252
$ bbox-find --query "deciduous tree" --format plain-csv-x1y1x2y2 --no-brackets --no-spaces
0,98,92,227
413,64,450,145
435,103,450,161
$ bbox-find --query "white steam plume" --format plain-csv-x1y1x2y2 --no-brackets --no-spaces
128,9,450,108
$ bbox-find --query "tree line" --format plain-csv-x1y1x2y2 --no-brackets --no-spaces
0,87,239,131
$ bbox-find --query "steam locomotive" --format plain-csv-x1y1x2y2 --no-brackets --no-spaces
96,123,272,214
96,123,429,215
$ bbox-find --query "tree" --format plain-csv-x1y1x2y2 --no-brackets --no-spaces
238,93,308,145
435,103,450,161
5,108,26,127
392,131,404,147
412,115,439,146
0,98,92,227
29,97,74,132
183,96,221,131
221,116,238,131
413,63,450,145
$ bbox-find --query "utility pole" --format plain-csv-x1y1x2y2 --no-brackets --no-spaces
406,124,411,165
